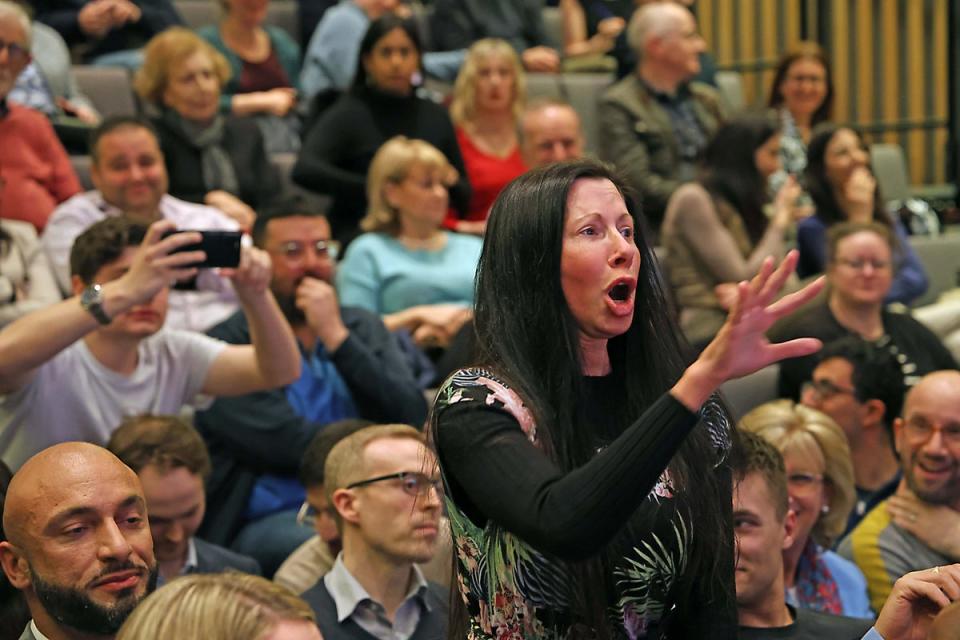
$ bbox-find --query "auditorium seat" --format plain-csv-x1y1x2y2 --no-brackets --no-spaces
714,71,745,115
72,66,138,118
909,233,960,307
526,72,615,153
176,0,300,43
870,143,911,205
720,364,780,422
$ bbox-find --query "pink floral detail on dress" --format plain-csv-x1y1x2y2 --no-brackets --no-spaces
477,376,538,443
651,469,674,500
623,604,650,640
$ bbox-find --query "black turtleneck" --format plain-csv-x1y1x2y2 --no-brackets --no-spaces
293,85,471,241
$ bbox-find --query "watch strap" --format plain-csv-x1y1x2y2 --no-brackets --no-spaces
80,283,112,325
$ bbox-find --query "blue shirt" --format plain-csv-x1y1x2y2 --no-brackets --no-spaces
336,232,483,315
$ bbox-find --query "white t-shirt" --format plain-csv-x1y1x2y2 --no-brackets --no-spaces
0,329,226,469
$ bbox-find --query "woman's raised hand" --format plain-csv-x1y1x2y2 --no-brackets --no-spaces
672,250,824,411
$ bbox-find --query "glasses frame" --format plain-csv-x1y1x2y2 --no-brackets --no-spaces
345,471,442,497
0,39,29,63
274,239,340,261
902,418,960,447
802,379,857,401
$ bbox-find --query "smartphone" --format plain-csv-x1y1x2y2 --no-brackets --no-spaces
162,230,242,268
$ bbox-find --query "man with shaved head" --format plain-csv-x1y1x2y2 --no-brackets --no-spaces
519,98,585,169
0,443,157,640
840,370,960,613
598,1,722,232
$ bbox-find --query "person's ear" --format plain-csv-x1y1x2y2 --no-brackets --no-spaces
0,542,32,590
383,182,400,210
860,399,886,430
331,488,361,526
782,508,798,551
71,274,86,297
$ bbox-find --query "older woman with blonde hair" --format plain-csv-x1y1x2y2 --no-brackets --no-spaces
336,136,482,350
447,38,528,235
135,27,281,230
740,399,872,618
116,573,320,640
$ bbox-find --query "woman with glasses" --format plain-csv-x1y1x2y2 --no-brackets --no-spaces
740,399,871,618
431,160,824,639
771,222,957,401
767,42,833,180
336,137,481,352
795,124,928,306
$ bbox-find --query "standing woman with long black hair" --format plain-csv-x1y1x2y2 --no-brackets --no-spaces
430,160,824,639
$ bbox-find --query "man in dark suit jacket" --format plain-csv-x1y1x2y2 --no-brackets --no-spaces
106,415,261,584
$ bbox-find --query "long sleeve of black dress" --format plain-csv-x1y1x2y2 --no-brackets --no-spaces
436,386,700,560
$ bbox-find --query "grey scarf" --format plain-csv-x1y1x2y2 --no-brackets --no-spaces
162,109,240,196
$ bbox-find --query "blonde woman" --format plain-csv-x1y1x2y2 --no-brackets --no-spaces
117,573,320,639
135,28,281,229
447,39,527,234
336,136,481,349
740,399,872,619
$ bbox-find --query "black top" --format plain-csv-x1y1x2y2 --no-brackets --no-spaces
770,302,958,400
739,605,872,640
293,85,470,240
433,368,737,638
33,0,182,61
151,114,281,212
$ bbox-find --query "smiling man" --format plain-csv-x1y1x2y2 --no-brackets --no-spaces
106,415,260,584
840,370,960,613
0,442,158,640
300,425,447,639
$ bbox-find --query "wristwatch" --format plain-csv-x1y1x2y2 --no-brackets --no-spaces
80,283,112,325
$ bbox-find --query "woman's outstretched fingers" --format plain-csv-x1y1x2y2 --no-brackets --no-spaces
764,336,822,363
766,276,825,319
757,251,799,304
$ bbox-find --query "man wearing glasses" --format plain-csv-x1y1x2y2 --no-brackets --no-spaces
801,336,906,534
301,424,447,639
194,203,427,576
840,370,960,614
0,0,81,231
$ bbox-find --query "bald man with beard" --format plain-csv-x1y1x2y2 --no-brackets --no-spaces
0,443,157,640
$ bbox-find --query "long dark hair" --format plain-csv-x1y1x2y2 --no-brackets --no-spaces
352,14,423,91
466,159,734,636
804,123,888,226
768,41,834,125
700,111,780,244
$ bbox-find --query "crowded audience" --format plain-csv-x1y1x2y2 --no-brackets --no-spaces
1,2,960,638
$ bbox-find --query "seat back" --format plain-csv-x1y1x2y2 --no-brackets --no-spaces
719,364,780,422
72,66,137,118
714,70,745,115
870,143,911,204
175,0,219,30
908,234,960,307
541,7,563,51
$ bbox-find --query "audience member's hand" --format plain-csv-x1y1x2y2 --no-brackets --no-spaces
874,565,960,640
413,304,471,348
204,191,256,231
521,46,561,73
223,245,272,298
106,0,141,25
689,251,824,389
57,98,100,125
714,282,739,311
259,88,298,117
596,16,626,38
296,277,349,352
771,175,808,227
844,166,877,223
887,489,960,561
77,0,116,37
116,220,203,304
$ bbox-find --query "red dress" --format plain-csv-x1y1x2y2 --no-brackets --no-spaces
447,126,526,228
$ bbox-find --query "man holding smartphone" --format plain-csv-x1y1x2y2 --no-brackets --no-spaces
0,217,301,470
41,116,241,332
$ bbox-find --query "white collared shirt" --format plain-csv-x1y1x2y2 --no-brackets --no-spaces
30,620,52,640
323,554,431,640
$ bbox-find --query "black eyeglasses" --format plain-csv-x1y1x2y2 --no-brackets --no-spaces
345,471,442,497
802,379,856,401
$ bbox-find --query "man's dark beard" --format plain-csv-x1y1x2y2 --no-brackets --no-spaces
30,563,158,636
275,290,306,325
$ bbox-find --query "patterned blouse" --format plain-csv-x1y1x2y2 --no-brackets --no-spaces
433,368,736,639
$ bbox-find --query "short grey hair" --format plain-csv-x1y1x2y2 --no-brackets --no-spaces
0,0,31,48
627,1,688,56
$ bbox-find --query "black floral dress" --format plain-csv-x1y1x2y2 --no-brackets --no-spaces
433,368,737,639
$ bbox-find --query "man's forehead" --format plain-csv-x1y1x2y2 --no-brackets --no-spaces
814,357,854,381
905,374,960,418
98,127,161,158
266,216,330,242
95,247,138,279
0,17,27,44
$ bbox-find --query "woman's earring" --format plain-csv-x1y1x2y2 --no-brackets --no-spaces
821,504,830,514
